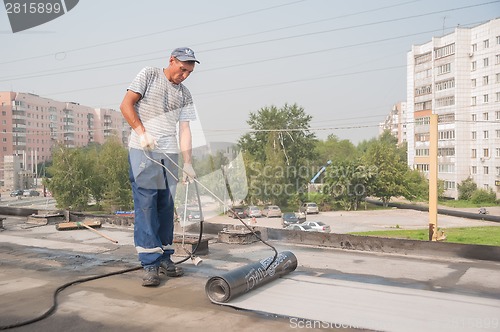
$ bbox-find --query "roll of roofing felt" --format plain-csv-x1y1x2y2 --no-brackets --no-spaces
205,251,298,303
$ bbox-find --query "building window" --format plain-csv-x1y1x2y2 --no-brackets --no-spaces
437,63,451,75
484,58,489,67
484,131,489,139
483,76,489,85
484,149,489,158
416,164,429,172
471,166,477,174
471,79,476,88
435,79,454,91
415,133,430,142
472,131,477,140
497,73,500,83
484,166,489,175
472,114,477,122
483,95,489,103
416,148,430,156
438,113,455,123
483,112,489,120
497,130,500,139
443,181,456,190
439,164,455,173
496,148,500,157
436,96,455,107
496,167,500,176
415,85,432,96
415,101,432,111
472,43,478,52
483,39,489,49
435,43,455,59
497,36,500,45
472,61,477,71
471,96,477,106
415,52,431,64
438,148,455,156
439,130,455,140
497,111,500,120
472,149,477,158
415,116,430,125
496,54,500,65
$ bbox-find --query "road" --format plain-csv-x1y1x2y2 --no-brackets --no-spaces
0,194,57,210
207,208,500,233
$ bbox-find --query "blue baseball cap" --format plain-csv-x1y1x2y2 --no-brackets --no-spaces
171,47,200,63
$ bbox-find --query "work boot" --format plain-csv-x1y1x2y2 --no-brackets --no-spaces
142,266,160,287
159,258,184,277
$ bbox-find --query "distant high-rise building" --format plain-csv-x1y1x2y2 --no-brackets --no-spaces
379,102,407,145
406,18,500,199
0,91,130,188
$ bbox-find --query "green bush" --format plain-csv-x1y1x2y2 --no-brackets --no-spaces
457,177,477,200
470,188,497,204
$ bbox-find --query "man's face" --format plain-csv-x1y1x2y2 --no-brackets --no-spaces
169,57,195,84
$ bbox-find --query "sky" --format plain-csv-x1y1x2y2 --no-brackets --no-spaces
1,0,499,148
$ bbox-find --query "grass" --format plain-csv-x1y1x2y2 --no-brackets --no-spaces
438,199,499,209
350,226,500,246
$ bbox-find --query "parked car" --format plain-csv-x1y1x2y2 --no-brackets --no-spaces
244,205,262,218
227,207,247,219
285,224,314,232
10,190,23,197
23,189,40,197
177,205,201,222
282,212,300,227
300,202,319,214
262,205,282,218
302,221,331,233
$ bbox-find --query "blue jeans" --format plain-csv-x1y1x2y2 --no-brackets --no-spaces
128,148,178,267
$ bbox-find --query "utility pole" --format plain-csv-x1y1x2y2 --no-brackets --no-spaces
429,114,438,241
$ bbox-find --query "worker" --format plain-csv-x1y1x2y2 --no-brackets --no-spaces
120,47,199,287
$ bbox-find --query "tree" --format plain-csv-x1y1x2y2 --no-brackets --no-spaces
404,169,429,201
361,140,409,206
98,137,133,210
314,134,358,165
45,145,96,210
323,159,376,210
239,104,317,205
44,139,133,212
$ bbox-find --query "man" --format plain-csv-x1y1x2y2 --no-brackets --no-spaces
120,47,199,287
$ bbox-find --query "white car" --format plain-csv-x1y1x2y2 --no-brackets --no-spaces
245,206,262,218
262,205,282,218
301,202,319,214
302,221,331,233
285,224,314,232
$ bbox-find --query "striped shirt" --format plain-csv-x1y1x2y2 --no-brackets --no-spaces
127,67,197,153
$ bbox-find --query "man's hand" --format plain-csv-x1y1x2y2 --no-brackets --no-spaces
182,163,196,183
139,132,157,150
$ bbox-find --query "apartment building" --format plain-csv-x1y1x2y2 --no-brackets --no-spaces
406,18,500,199
379,102,407,145
0,91,129,188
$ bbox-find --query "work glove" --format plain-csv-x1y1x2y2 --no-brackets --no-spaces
182,163,196,183
139,132,156,150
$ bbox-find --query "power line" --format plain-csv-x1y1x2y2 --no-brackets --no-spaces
0,0,308,66
1,1,496,82
0,0,419,81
